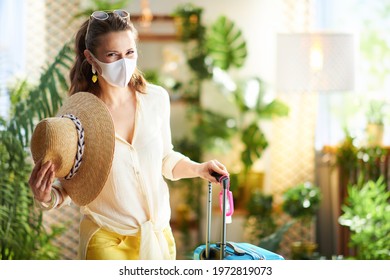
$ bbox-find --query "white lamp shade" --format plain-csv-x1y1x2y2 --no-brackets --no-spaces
276,33,356,92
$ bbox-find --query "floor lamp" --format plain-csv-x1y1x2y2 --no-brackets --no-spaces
275,32,356,258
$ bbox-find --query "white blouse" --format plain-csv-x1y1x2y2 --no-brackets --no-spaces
57,84,187,259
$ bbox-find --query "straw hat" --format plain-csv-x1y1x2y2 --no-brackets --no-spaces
30,92,115,206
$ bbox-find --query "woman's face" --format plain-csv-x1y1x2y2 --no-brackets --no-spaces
91,30,137,67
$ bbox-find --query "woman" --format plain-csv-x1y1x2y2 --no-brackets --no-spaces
28,10,228,260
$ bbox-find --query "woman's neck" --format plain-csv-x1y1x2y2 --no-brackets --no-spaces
97,83,135,107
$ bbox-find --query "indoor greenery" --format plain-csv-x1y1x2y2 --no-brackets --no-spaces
336,132,387,183
282,182,322,225
206,15,247,71
172,3,289,173
170,3,250,247
172,3,205,43
335,131,388,259
244,191,294,253
282,182,321,259
230,77,289,174
338,177,390,260
170,4,289,251
0,43,73,259
245,191,276,239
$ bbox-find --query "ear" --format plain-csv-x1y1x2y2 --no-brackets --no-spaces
84,50,101,74
84,49,93,65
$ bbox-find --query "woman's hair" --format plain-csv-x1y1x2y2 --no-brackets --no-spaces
69,13,147,96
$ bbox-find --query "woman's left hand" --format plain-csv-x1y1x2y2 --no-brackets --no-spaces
197,159,229,184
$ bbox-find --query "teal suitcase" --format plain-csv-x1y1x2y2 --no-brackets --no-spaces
194,242,284,260
193,172,285,260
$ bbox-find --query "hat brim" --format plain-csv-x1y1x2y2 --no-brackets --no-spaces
56,92,115,206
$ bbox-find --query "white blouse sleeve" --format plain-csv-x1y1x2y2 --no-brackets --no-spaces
159,87,188,180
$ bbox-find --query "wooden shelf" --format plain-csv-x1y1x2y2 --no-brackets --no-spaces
131,14,178,42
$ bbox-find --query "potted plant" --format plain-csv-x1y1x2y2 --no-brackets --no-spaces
244,190,295,253
365,99,387,147
338,177,390,260
172,3,204,42
282,182,322,259
245,191,276,240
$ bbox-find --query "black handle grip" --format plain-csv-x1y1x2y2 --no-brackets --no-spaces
211,171,224,182
210,171,229,189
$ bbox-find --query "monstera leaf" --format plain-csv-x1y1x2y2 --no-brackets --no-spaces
206,16,247,70
241,122,268,174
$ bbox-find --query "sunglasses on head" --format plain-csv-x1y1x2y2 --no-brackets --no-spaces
91,10,130,20
85,10,130,48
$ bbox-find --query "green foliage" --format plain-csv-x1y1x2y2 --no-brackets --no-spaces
187,53,213,79
171,4,250,246
192,108,234,150
143,69,162,85
171,3,288,247
338,177,390,259
231,78,289,173
172,3,205,42
206,16,247,70
240,123,268,172
173,4,248,79
356,146,387,180
246,191,273,217
282,182,322,223
336,132,387,182
245,191,276,244
366,99,387,125
245,191,294,253
0,128,64,259
171,3,249,157
335,133,359,174
172,4,210,79
169,5,289,213
7,43,73,147
0,42,72,259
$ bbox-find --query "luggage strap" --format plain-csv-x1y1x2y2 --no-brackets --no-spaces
216,242,245,256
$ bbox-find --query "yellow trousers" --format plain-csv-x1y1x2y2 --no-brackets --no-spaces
86,227,176,260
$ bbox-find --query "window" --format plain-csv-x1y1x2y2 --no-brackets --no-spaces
0,0,26,119
314,0,390,148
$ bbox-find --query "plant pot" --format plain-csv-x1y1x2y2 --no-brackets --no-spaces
366,123,384,147
291,241,318,260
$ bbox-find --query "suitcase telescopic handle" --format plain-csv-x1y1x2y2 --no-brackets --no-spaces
205,181,212,259
210,171,229,259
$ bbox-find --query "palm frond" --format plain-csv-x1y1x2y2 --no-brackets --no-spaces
7,42,73,147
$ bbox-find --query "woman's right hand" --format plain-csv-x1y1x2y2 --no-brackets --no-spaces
28,160,55,203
